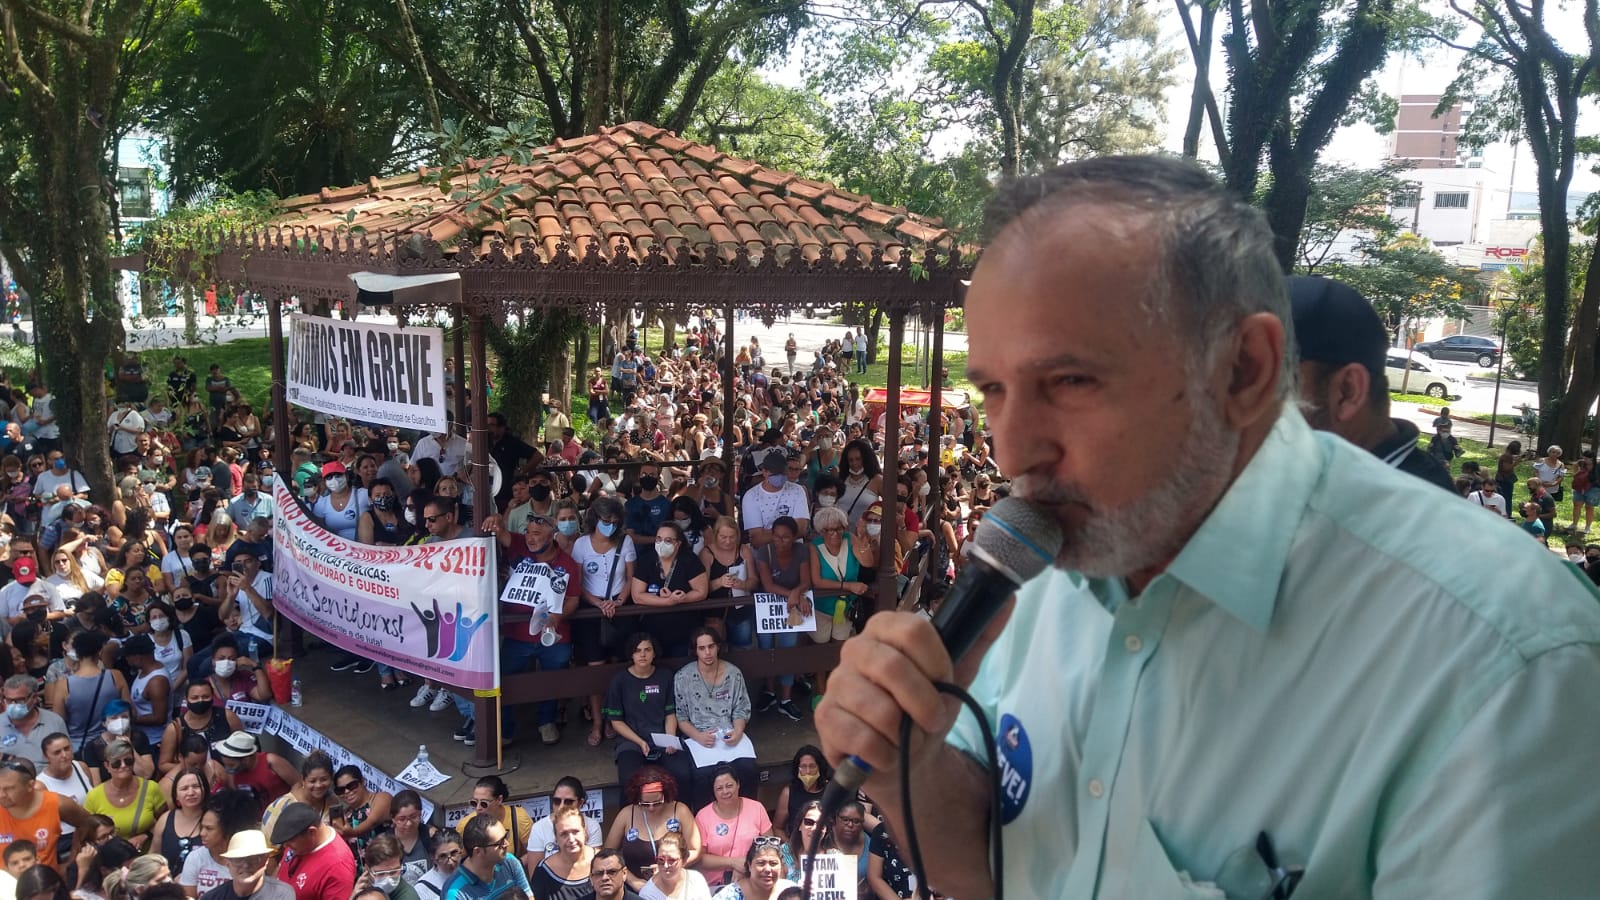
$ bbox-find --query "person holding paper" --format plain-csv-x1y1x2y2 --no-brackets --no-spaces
601,634,694,791
670,629,756,811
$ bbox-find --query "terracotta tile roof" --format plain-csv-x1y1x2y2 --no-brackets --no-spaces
268,122,954,265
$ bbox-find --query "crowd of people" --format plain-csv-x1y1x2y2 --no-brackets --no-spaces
0,316,1000,900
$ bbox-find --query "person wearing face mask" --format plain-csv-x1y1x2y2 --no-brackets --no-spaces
474,512,581,746
204,829,294,900
157,682,241,778
569,498,637,747
223,477,271,534
357,479,414,548
0,674,69,767
355,836,419,900
121,634,173,751
310,462,369,542
44,629,124,747
81,701,157,783
739,456,810,550
170,587,221,656
630,524,708,658
803,431,840,489
198,639,270,706
213,733,296,809
145,601,193,696
667,499,706,557
552,502,583,555
183,547,221,608
676,461,730,523
624,471,672,553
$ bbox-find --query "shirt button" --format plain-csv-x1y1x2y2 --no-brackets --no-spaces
1087,778,1104,798
1124,634,1143,653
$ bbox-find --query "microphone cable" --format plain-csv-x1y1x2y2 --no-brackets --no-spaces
804,680,1004,900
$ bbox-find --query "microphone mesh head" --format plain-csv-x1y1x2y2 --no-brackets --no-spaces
974,496,1063,583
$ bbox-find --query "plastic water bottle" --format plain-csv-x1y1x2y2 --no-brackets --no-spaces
290,679,303,707
416,745,429,766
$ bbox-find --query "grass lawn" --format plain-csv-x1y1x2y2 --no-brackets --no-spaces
1,338,276,411
1448,435,1590,549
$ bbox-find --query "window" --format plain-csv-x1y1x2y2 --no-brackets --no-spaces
1434,192,1470,209
118,167,152,219
1392,188,1419,209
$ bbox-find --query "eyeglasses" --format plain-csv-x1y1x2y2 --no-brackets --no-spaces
434,850,462,863
368,866,403,879
800,817,820,827
636,798,665,809
484,836,509,852
753,836,785,848
551,796,579,807
526,515,554,527
467,799,494,809
590,867,624,879
106,757,135,769
334,781,360,794
0,760,33,777
654,855,681,866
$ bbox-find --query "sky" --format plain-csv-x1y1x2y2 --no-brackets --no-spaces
1153,3,1600,195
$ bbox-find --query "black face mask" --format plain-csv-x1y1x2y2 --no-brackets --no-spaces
638,476,659,492
174,597,196,611
187,700,214,715
24,609,45,624
372,495,397,512
193,559,211,573
529,484,553,502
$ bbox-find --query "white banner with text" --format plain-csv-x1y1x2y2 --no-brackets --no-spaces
286,313,447,431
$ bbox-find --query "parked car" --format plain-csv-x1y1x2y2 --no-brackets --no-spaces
1386,349,1464,400
1412,334,1501,367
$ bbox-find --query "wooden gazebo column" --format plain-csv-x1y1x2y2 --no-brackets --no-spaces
925,302,944,491
875,309,905,608
722,299,736,475
465,300,508,773
267,292,293,475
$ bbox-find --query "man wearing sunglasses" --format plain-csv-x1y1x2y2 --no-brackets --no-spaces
455,778,532,864
271,801,355,900
206,828,293,900
443,814,530,900
0,756,97,875
587,849,641,900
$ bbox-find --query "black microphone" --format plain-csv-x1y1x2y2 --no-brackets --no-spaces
821,496,1062,813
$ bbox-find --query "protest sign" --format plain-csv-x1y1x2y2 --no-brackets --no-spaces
272,482,499,691
805,854,856,900
754,591,817,635
499,559,569,611
286,313,446,432
443,790,605,829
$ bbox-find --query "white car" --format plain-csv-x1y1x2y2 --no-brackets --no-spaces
1386,349,1463,400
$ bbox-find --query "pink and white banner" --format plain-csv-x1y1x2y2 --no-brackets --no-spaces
271,483,499,690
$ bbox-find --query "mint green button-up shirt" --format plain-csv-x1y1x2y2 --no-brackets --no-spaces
948,409,1600,899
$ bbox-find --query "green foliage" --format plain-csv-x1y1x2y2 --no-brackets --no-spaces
682,65,828,174
1327,234,1483,337
1293,163,1407,273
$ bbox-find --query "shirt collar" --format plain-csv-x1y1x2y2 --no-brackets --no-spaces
1160,408,1322,632
1370,417,1423,467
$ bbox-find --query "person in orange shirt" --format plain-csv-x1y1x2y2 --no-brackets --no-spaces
0,758,97,873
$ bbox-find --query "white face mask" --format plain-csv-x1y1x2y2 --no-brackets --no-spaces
325,475,348,493
1570,552,1584,563
655,540,677,559
149,618,170,633
817,494,836,508
213,659,237,678
917,482,931,497
105,716,130,736
866,523,882,537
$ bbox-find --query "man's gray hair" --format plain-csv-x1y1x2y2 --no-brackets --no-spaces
984,155,1296,396
2,674,37,695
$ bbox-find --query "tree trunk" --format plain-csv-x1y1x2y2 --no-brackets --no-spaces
182,283,199,344
1554,235,1600,453
867,308,884,364
550,343,572,426
1175,0,1219,160
1263,154,1314,273
1536,169,1571,453
574,328,590,404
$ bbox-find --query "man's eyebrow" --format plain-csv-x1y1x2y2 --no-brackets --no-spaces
967,352,1104,384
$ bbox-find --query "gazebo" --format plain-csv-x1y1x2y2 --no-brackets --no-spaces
185,122,970,770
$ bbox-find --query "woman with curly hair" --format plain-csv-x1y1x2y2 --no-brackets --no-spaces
602,766,701,888
771,746,830,834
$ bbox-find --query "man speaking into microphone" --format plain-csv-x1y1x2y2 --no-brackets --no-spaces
814,156,1600,898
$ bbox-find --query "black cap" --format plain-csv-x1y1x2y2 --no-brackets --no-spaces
759,452,789,474
269,802,321,844
119,633,156,659
1288,276,1389,378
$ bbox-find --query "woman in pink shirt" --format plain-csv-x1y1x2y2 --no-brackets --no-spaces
692,767,770,889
